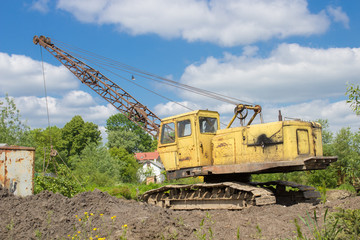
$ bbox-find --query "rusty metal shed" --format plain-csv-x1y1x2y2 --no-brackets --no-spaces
0,145,35,196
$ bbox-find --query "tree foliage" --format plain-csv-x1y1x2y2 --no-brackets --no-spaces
70,142,115,187
28,126,63,172
331,128,359,185
60,115,102,159
106,113,156,153
0,94,29,145
34,164,82,198
109,147,140,183
107,130,141,153
346,83,360,115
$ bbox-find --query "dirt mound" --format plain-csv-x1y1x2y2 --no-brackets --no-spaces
326,189,355,201
0,189,358,239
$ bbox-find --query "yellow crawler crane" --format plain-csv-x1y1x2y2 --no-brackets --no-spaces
142,107,336,209
34,35,337,210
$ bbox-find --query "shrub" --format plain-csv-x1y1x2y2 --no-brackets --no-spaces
110,186,132,200
34,165,82,198
338,183,357,193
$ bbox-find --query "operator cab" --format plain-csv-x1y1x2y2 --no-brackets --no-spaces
157,110,220,174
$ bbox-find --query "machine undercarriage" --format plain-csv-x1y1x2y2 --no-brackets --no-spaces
141,180,322,210
141,156,337,210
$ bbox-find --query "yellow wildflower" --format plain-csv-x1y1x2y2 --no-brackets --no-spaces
84,212,88,215
79,218,82,222
78,231,81,234
93,228,97,231
100,214,103,216
90,213,94,216
75,215,78,218
111,215,116,220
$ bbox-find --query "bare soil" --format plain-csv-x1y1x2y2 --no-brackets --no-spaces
0,186,359,240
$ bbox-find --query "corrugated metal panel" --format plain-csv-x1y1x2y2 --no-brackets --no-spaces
0,146,35,196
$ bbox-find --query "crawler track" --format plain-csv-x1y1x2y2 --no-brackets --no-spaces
252,181,321,205
142,181,322,210
141,182,276,210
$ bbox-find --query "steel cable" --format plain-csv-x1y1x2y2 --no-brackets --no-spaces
52,39,255,106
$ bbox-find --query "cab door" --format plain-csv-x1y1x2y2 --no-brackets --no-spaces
177,118,198,169
157,122,178,170
197,116,219,166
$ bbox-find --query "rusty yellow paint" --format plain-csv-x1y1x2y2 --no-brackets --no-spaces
158,110,324,174
297,129,310,155
212,138,235,165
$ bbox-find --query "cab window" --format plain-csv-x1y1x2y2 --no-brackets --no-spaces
199,117,218,133
160,122,175,144
177,119,191,137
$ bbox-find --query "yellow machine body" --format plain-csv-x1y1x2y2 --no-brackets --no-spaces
158,110,327,179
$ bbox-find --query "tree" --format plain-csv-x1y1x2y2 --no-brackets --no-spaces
331,127,360,186
0,94,30,145
28,126,63,172
316,119,334,156
107,130,141,153
70,142,115,187
59,115,102,160
109,147,140,183
346,83,360,115
106,113,156,153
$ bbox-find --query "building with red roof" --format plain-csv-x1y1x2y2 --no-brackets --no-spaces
135,151,165,183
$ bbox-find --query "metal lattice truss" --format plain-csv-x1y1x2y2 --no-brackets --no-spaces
34,35,160,137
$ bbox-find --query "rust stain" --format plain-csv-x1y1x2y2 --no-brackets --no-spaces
216,143,228,148
4,164,8,187
179,157,191,161
0,147,35,196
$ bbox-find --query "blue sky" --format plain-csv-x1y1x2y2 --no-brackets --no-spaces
1,0,359,138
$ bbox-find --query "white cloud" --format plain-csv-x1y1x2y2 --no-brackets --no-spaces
263,100,359,133
242,46,259,57
155,99,359,133
9,93,117,129
154,101,200,117
327,6,350,29
9,94,113,144
98,126,108,144
153,44,360,132
179,44,360,104
56,0,330,46
0,52,78,97
62,90,95,107
30,0,50,13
